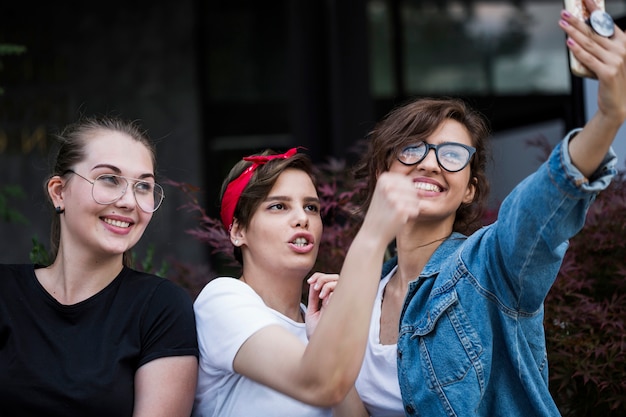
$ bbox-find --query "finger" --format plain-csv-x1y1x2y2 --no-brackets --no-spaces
584,0,601,14
322,292,333,308
561,11,618,69
561,9,595,41
318,281,337,299
563,26,626,84
306,282,321,314
306,271,322,285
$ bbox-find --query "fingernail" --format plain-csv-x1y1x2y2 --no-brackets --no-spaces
562,10,571,19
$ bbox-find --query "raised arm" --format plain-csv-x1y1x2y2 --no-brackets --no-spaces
233,172,421,407
560,0,626,177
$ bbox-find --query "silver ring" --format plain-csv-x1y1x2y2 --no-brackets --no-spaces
587,10,615,38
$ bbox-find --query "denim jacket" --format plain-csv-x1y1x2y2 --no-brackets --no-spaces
387,130,617,417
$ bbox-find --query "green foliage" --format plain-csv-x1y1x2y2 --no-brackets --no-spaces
29,236,50,266
0,43,27,95
0,44,27,55
27,235,169,278
0,185,29,225
132,244,169,278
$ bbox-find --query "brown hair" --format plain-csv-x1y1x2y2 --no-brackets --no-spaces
220,150,317,264
46,115,156,265
353,97,491,235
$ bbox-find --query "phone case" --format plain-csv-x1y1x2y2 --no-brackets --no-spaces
563,0,605,78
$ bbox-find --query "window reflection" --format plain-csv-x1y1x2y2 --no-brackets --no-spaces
369,0,626,97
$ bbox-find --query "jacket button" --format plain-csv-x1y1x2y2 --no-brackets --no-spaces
397,349,402,360
405,404,415,414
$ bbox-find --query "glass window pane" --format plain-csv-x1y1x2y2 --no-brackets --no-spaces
368,1,396,97
368,0,626,97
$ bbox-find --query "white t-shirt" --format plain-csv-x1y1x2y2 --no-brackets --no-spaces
192,277,332,417
355,268,405,417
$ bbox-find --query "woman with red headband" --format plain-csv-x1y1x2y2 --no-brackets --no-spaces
191,148,421,416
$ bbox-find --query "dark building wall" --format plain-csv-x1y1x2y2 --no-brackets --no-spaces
2,1,605,272
0,1,207,267
0,0,374,272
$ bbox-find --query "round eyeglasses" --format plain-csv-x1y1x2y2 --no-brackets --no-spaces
397,142,476,172
65,170,165,213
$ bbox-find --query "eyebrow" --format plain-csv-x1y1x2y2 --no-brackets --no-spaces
265,195,320,204
91,164,155,180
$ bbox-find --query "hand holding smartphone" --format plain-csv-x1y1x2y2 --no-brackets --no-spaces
564,0,606,78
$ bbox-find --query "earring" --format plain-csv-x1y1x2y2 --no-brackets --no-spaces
234,239,239,246
55,206,65,214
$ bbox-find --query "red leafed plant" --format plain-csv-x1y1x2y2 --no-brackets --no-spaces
544,170,626,416
163,156,368,300
167,138,626,415
526,135,626,416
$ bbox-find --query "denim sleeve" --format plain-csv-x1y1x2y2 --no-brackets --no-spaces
557,128,617,193
468,129,617,313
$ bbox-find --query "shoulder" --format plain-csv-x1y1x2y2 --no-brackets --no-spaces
194,277,259,307
194,277,282,333
117,268,194,311
121,267,188,293
194,278,283,371
0,264,34,289
0,263,32,275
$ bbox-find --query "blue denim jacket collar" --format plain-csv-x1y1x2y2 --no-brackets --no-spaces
383,232,466,286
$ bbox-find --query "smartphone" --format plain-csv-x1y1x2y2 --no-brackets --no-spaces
564,0,605,78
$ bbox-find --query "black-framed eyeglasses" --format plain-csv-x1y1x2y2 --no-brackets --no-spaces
65,170,165,213
397,142,476,172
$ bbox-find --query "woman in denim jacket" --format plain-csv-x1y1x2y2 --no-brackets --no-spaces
337,4,626,417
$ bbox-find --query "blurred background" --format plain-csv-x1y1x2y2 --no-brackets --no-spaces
2,0,626,274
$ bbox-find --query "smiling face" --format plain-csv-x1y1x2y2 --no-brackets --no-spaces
388,119,476,230
235,168,323,277
52,130,155,261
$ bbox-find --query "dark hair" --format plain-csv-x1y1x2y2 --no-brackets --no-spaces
220,150,317,264
46,115,156,265
353,97,491,235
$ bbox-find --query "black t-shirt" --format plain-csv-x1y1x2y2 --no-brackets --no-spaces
0,264,198,417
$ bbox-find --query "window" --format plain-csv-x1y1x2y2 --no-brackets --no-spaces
369,0,626,97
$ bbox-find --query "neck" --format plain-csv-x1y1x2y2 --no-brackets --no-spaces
36,251,124,305
394,224,452,285
240,267,305,322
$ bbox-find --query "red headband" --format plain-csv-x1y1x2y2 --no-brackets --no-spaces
220,148,299,230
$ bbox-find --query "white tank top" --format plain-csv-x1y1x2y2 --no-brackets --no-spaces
354,268,405,417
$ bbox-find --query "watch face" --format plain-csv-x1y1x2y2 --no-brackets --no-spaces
589,10,615,38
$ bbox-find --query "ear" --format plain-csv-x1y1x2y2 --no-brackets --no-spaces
47,176,65,209
462,176,477,205
229,218,246,247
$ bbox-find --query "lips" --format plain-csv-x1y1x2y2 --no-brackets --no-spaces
288,233,316,253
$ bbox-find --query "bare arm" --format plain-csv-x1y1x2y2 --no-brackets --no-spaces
233,172,421,407
560,0,626,177
333,387,370,417
133,355,198,417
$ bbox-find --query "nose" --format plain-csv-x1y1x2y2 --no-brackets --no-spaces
114,181,137,209
293,207,309,229
417,147,440,171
